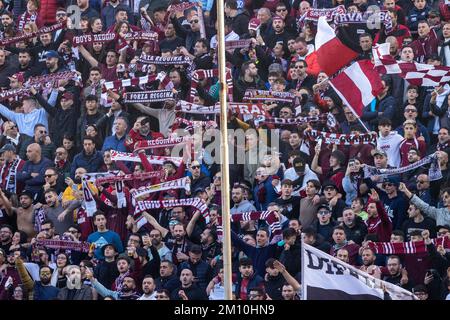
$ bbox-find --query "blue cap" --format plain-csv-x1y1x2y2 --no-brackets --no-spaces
45,50,60,59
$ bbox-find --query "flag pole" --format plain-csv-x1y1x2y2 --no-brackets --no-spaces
216,0,233,300
300,233,306,300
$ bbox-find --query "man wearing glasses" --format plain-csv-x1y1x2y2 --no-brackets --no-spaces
187,160,211,195
395,105,430,145
0,121,32,154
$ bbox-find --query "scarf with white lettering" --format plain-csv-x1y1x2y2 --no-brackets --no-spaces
363,153,442,181
0,21,65,46
134,136,191,151
213,39,252,50
256,114,331,126
110,150,183,166
123,90,175,103
216,211,282,242
243,90,298,104
72,32,117,46
36,239,91,253
82,177,97,217
190,69,233,102
367,237,450,255
229,102,270,117
176,100,221,114
304,129,378,145
172,117,218,132
17,11,38,31
134,197,209,228
0,88,30,101
333,11,393,33
0,158,20,193
138,54,192,65
34,207,47,232
94,171,165,185
131,177,191,199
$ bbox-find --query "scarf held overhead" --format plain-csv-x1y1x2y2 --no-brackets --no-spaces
134,136,191,151
367,237,450,255
131,177,191,199
0,21,65,46
124,90,175,103
190,69,233,102
363,152,442,181
304,129,378,145
36,239,91,253
176,100,221,114
110,150,183,166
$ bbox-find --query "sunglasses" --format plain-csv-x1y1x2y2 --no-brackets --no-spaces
39,130,47,134
190,19,199,24
318,211,330,215
405,109,417,112
382,183,394,187
191,165,200,169
276,8,287,11
44,174,55,178
416,180,428,184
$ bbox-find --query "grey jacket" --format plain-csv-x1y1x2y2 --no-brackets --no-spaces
56,285,93,300
410,195,450,227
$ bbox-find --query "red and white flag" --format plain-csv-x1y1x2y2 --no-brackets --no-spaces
315,16,359,77
329,60,383,116
373,43,450,87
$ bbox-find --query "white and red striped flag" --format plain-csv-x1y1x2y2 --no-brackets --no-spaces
373,43,450,87
329,59,383,116
315,16,359,77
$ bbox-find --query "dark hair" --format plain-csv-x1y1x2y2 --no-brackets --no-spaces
225,0,238,10
0,224,14,233
40,220,54,228
239,257,253,267
85,94,98,102
83,136,96,145
44,188,58,196
257,228,270,238
378,117,392,126
196,38,210,51
89,66,101,73
391,230,404,240
282,228,297,239
93,211,106,220
302,226,317,238
306,179,321,190
34,123,46,131
409,229,423,237
153,6,167,13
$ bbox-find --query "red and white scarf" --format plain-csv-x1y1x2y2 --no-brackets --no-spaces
304,129,378,145
229,102,269,117
243,90,298,104
367,237,450,255
134,136,191,151
110,150,183,166
81,177,97,217
176,100,221,114
134,197,209,228
131,177,191,199
72,32,117,46
0,88,31,101
257,114,330,126
95,170,165,185
36,239,91,253
190,69,233,102
172,117,217,131
26,71,78,87
123,90,175,103
17,11,38,31
216,211,282,242
139,54,192,65
0,21,65,46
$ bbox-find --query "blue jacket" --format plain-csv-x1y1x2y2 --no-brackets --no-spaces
362,95,397,130
70,150,104,178
231,231,279,277
87,230,124,260
234,272,264,300
102,134,127,153
407,6,430,32
178,260,213,290
16,157,53,196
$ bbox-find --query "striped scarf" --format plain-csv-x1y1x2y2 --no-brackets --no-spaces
367,237,450,255
131,177,191,199
0,158,20,193
110,150,183,166
36,239,91,253
304,129,378,145
190,69,233,102
0,21,65,46
134,136,190,151
17,11,37,31
176,100,221,114
243,90,298,104
172,117,218,132
216,211,282,242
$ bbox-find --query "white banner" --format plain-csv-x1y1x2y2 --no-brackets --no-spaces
301,243,417,300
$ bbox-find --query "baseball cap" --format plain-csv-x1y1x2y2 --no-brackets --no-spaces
45,50,60,59
317,203,331,212
248,18,261,31
428,9,440,18
322,181,337,190
268,63,284,74
0,144,16,154
384,176,400,187
193,187,205,194
61,92,74,101
371,149,387,157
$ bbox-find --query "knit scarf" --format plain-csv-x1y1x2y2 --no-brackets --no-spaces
115,270,131,293
122,31,158,42
110,150,183,166
134,198,209,228
36,239,91,253
190,69,233,102
0,158,20,193
0,21,65,46
102,74,156,92
367,237,450,255
131,177,191,199
176,100,221,114
333,11,393,33
82,177,97,217
95,170,165,185
243,90,298,104
256,113,331,126
72,32,117,46
172,117,218,132
34,206,46,232
363,152,442,181
299,5,346,22
216,211,282,242
123,90,175,103
168,2,196,13
304,129,378,145
17,11,37,31
228,102,269,117
26,71,78,87
0,88,30,101
222,39,252,50
138,54,192,65
134,136,191,151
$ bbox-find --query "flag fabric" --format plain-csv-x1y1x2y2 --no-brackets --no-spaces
301,243,417,300
373,43,450,87
329,59,383,116
315,16,359,77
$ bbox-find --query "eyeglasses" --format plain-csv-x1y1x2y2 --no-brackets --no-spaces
190,19,199,24
405,109,417,113
382,183,394,187
39,130,47,134
44,174,56,178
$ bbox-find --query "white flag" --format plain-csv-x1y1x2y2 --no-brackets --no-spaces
301,243,417,300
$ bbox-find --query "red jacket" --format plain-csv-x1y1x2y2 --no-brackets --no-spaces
365,198,392,242
39,0,63,26
124,128,165,154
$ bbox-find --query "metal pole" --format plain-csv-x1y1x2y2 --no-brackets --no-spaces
216,0,233,300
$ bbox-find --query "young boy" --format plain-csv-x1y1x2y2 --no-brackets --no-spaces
407,0,430,33
399,120,426,167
